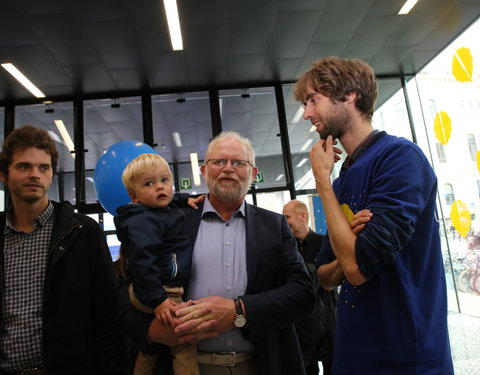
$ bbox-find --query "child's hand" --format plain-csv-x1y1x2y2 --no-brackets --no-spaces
187,195,206,210
154,299,177,327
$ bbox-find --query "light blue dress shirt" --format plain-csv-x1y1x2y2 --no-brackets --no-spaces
187,196,254,353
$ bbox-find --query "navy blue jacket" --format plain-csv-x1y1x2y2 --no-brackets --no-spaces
115,203,192,309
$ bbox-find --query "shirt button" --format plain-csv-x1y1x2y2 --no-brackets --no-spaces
228,341,232,346
226,263,231,267
226,285,232,291
226,241,230,246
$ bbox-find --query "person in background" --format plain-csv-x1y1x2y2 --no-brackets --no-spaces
282,200,336,375
294,56,454,375
117,131,315,375
114,153,199,375
0,125,128,375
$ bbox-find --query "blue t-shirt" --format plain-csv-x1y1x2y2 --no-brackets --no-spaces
317,133,453,375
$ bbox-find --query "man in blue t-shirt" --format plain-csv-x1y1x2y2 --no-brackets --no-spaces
294,57,454,375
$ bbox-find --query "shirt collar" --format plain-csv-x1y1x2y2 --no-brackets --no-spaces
341,129,386,170
201,195,246,221
6,201,54,232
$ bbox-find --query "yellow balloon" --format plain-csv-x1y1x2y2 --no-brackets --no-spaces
450,200,471,237
452,47,473,82
341,204,354,223
433,111,451,145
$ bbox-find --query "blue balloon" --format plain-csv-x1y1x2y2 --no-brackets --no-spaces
94,140,157,215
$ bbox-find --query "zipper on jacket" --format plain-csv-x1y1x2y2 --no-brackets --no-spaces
170,253,178,279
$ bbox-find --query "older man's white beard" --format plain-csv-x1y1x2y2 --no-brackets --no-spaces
206,177,250,202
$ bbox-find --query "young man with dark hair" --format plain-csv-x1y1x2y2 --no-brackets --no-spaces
0,125,128,375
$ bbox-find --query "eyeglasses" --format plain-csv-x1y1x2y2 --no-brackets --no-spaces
206,159,253,168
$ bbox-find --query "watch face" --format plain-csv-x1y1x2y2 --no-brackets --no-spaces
234,315,247,328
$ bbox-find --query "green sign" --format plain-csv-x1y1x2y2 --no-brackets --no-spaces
253,171,264,184
180,178,192,190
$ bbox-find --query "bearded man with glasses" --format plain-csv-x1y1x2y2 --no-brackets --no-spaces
118,131,315,375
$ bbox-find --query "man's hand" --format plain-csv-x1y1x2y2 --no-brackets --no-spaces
310,136,336,190
147,300,218,346
174,296,237,342
350,209,372,235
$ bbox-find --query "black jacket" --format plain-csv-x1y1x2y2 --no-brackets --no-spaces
0,201,128,375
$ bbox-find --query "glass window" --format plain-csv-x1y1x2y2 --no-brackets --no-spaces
219,87,286,190
84,96,143,204
151,91,212,193
467,134,477,161
436,142,447,163
408,18,480,318
15,102,75,203
444,183,455,205
282,84,318,191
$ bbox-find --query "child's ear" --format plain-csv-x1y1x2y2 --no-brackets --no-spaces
128,191,139,203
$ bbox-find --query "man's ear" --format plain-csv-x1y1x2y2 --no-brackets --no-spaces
250,166,259,184
345,91,357,103
0,171,7,185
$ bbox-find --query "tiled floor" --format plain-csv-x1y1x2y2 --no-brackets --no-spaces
449,313,480,375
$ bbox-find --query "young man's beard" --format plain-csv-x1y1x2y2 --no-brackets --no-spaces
318,105,352,140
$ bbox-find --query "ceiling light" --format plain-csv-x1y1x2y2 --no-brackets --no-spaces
54,120,75,158
296,158,308,168
1,63,46,98
398,0,419,15
300,139,314,151
172,131,183,147
190,153,201,186
163,0,183,51
291,106,304,124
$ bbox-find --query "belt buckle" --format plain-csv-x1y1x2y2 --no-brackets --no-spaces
220,351,236,367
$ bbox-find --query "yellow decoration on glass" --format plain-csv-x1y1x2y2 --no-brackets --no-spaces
433,111,452,145
452,47,473,82
341,204,354,223
477,150,480,174
450,200,471,237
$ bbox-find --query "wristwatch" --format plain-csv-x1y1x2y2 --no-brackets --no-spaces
233,298,247,328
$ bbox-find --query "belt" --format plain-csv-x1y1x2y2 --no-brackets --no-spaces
1,369,45,375
197,352,255,367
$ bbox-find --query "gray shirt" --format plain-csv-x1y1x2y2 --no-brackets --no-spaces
187,197,254,353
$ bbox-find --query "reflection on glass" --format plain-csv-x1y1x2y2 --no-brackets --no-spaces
152,92,212,164
84,97,143,204
219,87,286,190
407,18,480,317
15,102,74,203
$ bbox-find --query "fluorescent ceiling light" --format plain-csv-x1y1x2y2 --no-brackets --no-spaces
172,131,183,147
291,106,304,124
300,138,314,151
275,174,284,182
296,158,309,168
1,63,45,98
163,0,183,50
398,0,419,15
190,153,201,186
309,125,316,132
54,120,75,158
